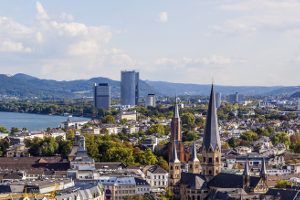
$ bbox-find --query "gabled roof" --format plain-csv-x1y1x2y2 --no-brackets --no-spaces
180,172,207,190
265,188,300,200
173,102,180,119
189,142,199,162
148,165,167,174
207,173,260,189
260,158,267,176
203,84,221,152
170,141,180,163
243,161,250,176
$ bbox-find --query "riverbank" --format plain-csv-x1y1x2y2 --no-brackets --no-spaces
0,111,90,130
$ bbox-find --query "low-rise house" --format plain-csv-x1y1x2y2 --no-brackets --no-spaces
146,165,168,189
6,143,29,157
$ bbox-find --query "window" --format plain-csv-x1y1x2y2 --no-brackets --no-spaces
190,164,193,169
209,170,212,175
175,166,179,170
203,157,206,162
171,166,173,170
216,157,219,162
209,158,212,163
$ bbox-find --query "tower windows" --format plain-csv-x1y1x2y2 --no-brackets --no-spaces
209,158,212,163
209,170,212,175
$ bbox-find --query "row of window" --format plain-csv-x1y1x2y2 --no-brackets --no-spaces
203,157,219,163
153,175,165,179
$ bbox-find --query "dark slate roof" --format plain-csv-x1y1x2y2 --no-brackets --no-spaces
95,162,125,170
189,142,199,162
265,188,300,200
207,173,260,189
243,161,250,176
0,185,12,193
170,141,180,163
206,188,246,200
134,177,150,186
173,102,180,119
179,172,207,190
203,84,221,152
148,165,167,174
260,158,267,176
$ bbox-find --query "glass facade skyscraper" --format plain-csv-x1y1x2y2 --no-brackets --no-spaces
121,70,139,106
94,83,111,109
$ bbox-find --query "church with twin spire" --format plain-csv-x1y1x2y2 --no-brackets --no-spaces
168,85,269,200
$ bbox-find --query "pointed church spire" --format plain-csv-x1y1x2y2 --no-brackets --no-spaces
170,141,180,163
260,158,267,176
174,96,180,118
243,160,250,176
203,84,221,151
189,142,199,162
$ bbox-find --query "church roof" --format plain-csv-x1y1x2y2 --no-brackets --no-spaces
203,84,221,152
174,101,180,118
243,161,250,176
260,158,267,176
207,173,260,189
170,141,180,163
180,172,207,190
265,188,300,200
189,142,199,162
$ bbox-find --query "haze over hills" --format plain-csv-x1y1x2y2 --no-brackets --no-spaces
0,73,299,99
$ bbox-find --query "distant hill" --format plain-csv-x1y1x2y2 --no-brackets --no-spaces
144,81,284,96
291,91,300,98
1,73,158,99
0,73,299,99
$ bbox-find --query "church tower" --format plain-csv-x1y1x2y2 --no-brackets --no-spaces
201,84,221,181
168,99,185,162
242,160,250,192
169,141,181,188
188,142,200,174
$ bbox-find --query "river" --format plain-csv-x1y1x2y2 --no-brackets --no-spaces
0,111,90,130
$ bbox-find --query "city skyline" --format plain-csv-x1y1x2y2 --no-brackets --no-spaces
0,0,300,86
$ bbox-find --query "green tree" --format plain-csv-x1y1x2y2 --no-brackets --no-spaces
157,156,169,170
41,137,59,156
227,137,239,148
181,113,196,130
275,180,294,188
182,131,199,142
0,127,8,133
271,132,291,146
107,147,135,165
102,115,116,124
147,124,165,135
10,127,20,135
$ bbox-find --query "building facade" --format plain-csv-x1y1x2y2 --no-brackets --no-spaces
94,83,111,109
146,94,156,108
121,70,139,106
216,92,221,108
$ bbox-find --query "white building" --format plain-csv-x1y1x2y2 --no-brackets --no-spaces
146,165,168,189
146,94,156,108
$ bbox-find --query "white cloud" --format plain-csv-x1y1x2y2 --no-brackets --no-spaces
36,1,49,21
60,12,74,21
157,12,168,23
0,39,31,53
211,0,300,36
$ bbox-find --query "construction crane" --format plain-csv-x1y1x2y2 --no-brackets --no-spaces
0,184,59,200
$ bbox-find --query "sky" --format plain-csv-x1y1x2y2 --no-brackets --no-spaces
0,0,299,86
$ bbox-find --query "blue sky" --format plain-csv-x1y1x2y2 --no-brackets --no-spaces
0,0,299,86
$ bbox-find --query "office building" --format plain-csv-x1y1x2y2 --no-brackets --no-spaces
229,92,239,103
146,94,156,108
94,83,111,109
216,92,222,108
121,70,139,106
298,99,300,111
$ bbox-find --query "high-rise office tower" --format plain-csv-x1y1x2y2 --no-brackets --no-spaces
297,99,300,111
216,92,222,108
94,83,111,109
121,70,139,106
146,94,156,108
229,92,239,104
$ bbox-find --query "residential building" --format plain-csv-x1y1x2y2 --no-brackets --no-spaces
146,165,168,189
121,70,139,106
94,83,111,109
146,94,156,108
